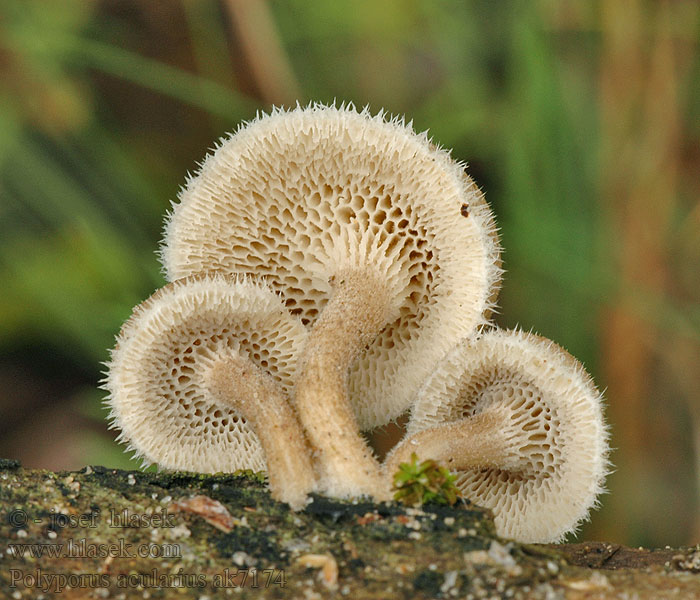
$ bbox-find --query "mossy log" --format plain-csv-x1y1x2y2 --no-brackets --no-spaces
1,459,699,599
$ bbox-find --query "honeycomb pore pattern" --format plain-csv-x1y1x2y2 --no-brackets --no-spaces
408,329,609,543
163,105,501,428
104,275,307,474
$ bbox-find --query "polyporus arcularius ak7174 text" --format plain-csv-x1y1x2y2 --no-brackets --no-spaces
104,104,608,542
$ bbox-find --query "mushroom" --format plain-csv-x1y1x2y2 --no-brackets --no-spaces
103,274,315,509
385,329,610,542
160,104,501,498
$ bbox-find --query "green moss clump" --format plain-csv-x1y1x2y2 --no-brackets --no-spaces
392,453,460,507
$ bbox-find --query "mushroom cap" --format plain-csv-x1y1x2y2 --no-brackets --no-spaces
408,329,610,543
103,274,307,473
161,104,502,429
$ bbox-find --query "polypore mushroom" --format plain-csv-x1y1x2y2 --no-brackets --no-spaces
385,329,610,542
103,274,315,509
160,104,501,498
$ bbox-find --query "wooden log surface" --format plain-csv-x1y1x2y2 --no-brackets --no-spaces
1,459,699,599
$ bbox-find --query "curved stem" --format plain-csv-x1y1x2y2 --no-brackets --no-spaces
207,354,316,510
384,409,520,480
295,268,392,499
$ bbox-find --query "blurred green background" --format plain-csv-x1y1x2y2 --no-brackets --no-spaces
1,0,698,548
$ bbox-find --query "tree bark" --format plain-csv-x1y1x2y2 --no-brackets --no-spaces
1,459,698,599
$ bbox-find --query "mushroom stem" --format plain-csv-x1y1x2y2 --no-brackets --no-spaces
384,409,520,479
295,267,392,499
207,354,316,510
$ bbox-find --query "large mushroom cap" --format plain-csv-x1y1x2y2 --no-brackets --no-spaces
162,104,501,428
104,274,307,473
408,329,610,543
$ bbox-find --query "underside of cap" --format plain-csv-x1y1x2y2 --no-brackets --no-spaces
103,275,307,474
161,104,502,429
408,329,610,543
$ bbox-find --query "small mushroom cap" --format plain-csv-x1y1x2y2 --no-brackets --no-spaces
161,104,501,429
103,275,307,473
408,329,610,543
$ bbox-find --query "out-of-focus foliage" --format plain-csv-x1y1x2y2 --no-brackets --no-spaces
0,0,698,548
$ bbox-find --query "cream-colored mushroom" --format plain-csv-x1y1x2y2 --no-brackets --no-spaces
385,329,610,543
103,274,315,510
161,104,501,499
